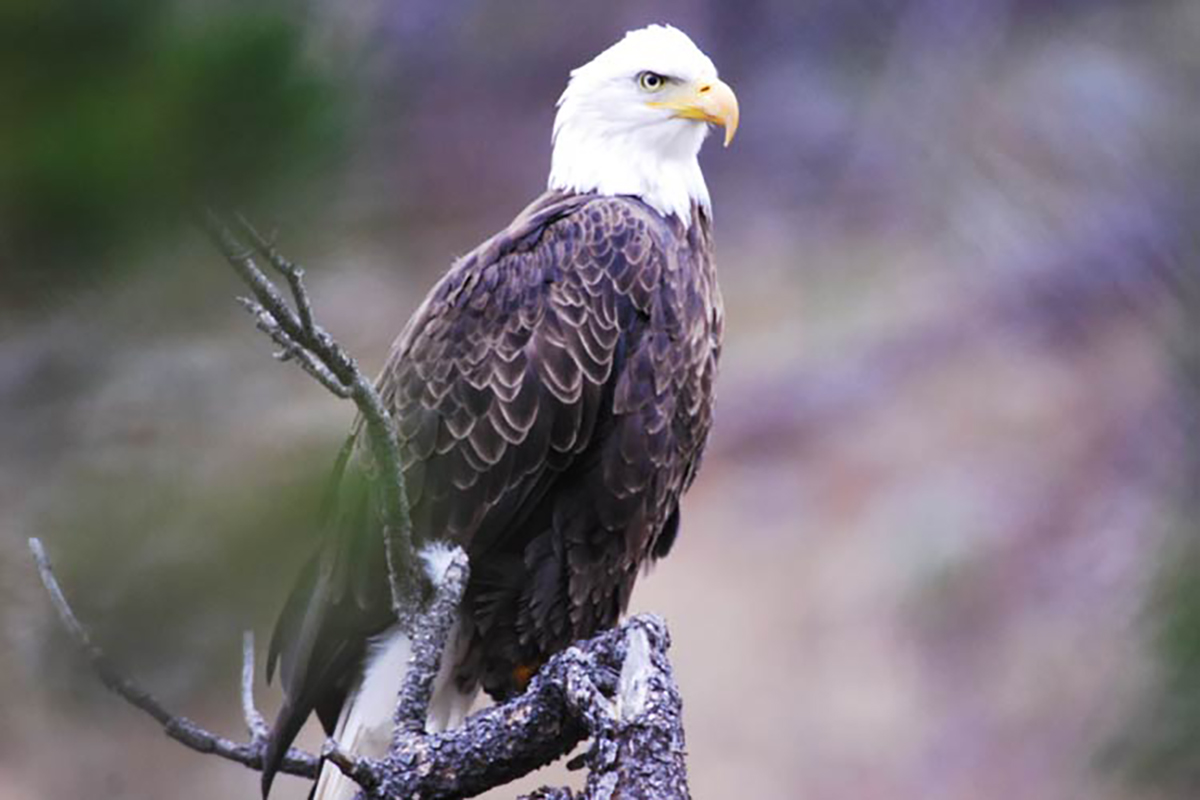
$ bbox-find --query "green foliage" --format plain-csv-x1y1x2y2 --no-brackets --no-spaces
0,0,345,292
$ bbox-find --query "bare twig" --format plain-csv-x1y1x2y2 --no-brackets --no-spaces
28,538,319,779
236,296,352,398
242,631,269,742
236,214,317,334
202,211,418,613
204,214,305,345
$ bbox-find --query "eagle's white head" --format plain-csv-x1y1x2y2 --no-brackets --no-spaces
548,25,739,223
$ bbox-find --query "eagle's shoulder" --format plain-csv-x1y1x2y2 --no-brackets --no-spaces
374,192,674,534
467,191,675,277
385,191,678,368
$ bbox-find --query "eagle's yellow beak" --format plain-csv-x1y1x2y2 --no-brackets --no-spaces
649,78,740,147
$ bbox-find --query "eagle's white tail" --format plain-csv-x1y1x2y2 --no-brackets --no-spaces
311,624,476,800
312,545,477,800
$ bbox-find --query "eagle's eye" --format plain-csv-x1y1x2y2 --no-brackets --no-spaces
637,71,666,91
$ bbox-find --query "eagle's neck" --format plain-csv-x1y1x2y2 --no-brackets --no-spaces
547,121,712,225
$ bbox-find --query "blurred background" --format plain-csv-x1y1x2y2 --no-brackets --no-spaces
2,0,1198,797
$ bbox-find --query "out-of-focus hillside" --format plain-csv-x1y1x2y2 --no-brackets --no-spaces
2,1,1198,798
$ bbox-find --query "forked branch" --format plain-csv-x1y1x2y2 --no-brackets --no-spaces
30,536,688,799
202,211,418,615
28,537,320,780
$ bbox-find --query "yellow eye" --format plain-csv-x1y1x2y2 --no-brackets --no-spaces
637,71,666,91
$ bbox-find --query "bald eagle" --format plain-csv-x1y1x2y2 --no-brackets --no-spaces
262,24,738,798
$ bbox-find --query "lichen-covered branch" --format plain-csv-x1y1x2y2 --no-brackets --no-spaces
31,535,689,799
328,616,687,800
393,548,471,737
578,621,690,800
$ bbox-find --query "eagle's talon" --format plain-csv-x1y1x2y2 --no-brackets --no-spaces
565,739,602,772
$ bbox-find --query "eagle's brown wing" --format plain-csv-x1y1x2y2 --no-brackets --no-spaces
262,191,721,790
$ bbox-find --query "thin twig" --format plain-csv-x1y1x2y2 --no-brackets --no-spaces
322,739,381,793
236,296,352,397
235,214,317,335
28,538,320,779
203,211,418,611
242,631,269,742
203,211,306,345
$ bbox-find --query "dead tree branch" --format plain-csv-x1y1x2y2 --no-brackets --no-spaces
30,535,689,798
393,548,471,737
320,614,685,800
202,210,419,615
28,537,321,780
